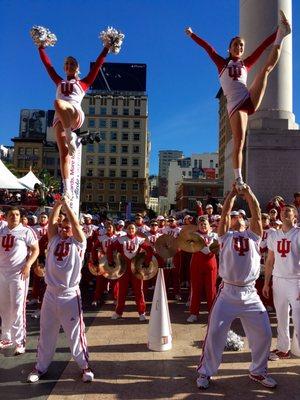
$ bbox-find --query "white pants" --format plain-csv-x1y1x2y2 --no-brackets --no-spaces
273,276,300,352
197,282,272,377
36,287,89,373
0,271,28,345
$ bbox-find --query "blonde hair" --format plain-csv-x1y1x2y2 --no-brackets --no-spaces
64,56,80,77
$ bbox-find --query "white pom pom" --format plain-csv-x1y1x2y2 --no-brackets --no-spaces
224,330,244,351
30,25,57,47
99,26,125,54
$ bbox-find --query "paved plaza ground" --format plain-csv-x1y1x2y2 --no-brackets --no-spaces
0,287,299,400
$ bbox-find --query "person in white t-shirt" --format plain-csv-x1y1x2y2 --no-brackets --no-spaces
0,207,39,355
263,204,300,361
27,198,94,383
196,184,276,390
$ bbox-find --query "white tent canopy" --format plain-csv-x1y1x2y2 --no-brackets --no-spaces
18,169,42,190
0,160,25,190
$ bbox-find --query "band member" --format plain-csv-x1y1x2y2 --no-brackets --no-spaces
27,198,93,383
134,213,150,234
185,10,291,189
196,185,276,390
106,224,153,320
0,207,39,355
187,217,218,322
115,220,126,237
263,204,300,361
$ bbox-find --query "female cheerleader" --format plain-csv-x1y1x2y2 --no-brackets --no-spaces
185,10,291,189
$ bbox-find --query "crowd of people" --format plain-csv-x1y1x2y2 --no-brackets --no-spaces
0,186,299,387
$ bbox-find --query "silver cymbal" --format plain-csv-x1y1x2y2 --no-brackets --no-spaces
154,234,177,260
131,252,158,280
101,252,127,280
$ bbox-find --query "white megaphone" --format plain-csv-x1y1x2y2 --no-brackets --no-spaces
147,269,172,351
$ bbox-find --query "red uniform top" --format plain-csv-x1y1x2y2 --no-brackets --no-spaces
106,234,153,264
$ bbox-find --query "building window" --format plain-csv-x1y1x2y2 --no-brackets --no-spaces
133,145,140,153
123,98,129,106
98,169,104,177
123,108,129,116
134,99,141,107
98,143,105,152
98,157,105,165
110,158,116,166
87,144,94,153
100,97,107,106
132,183,139,190
87,169,93,177
89,107,95,115
99,131,106,141
120,183,127,190
210,159,214,168
111,119,118,128
110,144,117,153
132,170,139,178
99,119,106,128
121,145,128,153
33,148,39,155
112,108,118,115
87,157,94,165
132,158,139,166
182,171,186,176
45,157,55,166
112,98,118,106
121,158,128,165
109,183,116,190
88,119,95,128
134,108,140,116
110,132,117,140
98,182,104,189
122,133,129,141
133,120,140,129
108,195,115,202
100,107,107,115
122,120,129,128
194,159,197,167
86,181,92,189
132,196,138,203
109,170,116,178
25,148,32,155
89,97,95,105
86,194,92,201
121,170,127,178
120,195,126,202
18,147,25,155
133,134,140,141
98,195,103,202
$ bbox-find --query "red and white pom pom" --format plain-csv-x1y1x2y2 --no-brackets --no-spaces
99,26,125,54
30,26,57,47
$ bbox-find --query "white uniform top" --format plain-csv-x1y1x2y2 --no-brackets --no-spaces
117,235,145,260
194,231,218,246
146,231,163,247
0,224,38,276
56,79,85,109
98,234,117,254
267,227,300,279
0,220,8,229
45,235,86,290
82,223,98,239
136,224,150,234
219,229,261,286
219,59,249,117
161,226,182,238
115,229,126,237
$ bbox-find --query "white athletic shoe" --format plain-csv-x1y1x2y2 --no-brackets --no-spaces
27,368,43,383
196,375,210,390
31,310,40,319
91,301,98,307
82,368,94,382
279,10,291,36
249,373,277,388
139,313,146,322
111,312,122,320
14,344,26,355
187,314,198,323
235,177,246,191
0,339,13,349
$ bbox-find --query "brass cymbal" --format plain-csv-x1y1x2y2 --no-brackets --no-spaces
88,262,102,276
34,263,45,278
101,252,127,280
131,252,158,280
209,239,220,254
154,234,177,260
177,226,206,253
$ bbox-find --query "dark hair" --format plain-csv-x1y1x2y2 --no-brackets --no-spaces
227,36,245,61
7,206,21,216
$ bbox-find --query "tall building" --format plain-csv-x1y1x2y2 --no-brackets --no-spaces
158,150,183,179
80,62,150,212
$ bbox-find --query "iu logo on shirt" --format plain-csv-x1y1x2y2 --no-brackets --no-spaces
228,65,242,81
233,236,249,256
277,239,291,258
60,82,74,96
2,234,15,251
54,242,71,261
126,241,135,253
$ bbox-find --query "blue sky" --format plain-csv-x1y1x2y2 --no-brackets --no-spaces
0,0,299,174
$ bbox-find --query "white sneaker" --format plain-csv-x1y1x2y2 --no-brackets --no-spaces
139,313,146,322
27,368,43,383
249,373,277,388
27,298,38,306
279,10,291,36
235,177,246,191
31,310,40,319
82,368,94,382
111,312,122,320
0,339,13,349
14,344,26,355
91,301,98,307
196,375,210,389
187,314,198,323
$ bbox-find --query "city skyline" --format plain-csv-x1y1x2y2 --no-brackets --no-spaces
0,0,299,175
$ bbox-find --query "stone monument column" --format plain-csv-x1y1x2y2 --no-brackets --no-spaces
237,0,300,208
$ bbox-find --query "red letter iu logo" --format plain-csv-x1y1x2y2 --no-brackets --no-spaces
277,239,291,258
233,236,249,256
126,241,135,253
2,234,15,251
54,242,71,261
228,65,242,81
60,82,74,96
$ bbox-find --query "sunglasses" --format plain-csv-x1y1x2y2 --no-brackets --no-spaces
150,223,158,226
